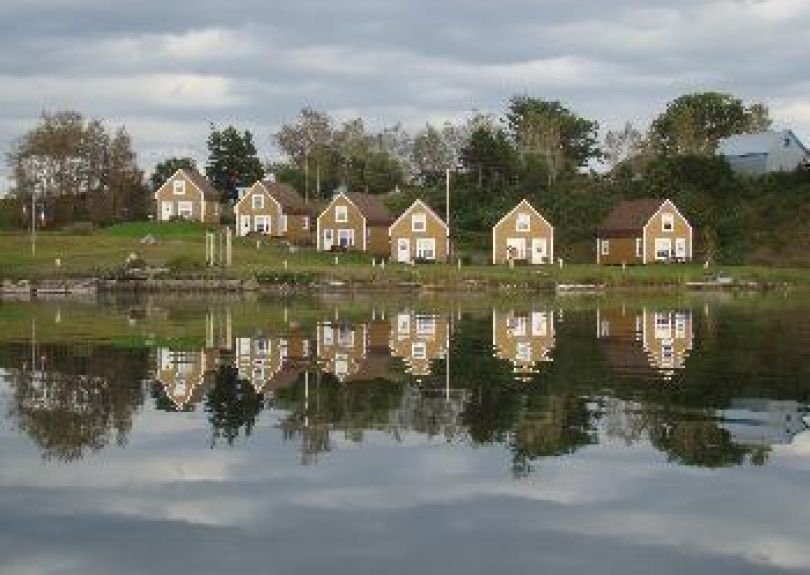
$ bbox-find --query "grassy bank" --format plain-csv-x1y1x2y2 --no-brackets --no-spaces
1,225,808,289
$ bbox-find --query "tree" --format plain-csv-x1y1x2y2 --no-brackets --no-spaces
649,92,772,155
603,121,644,170
274,107,334,198
506,97,601,183
149,157,197,191
6,110,146,226
206,125,264,201
459,125,518,189
411,124,455,185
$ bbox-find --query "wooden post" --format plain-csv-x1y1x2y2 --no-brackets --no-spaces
225,227,232,267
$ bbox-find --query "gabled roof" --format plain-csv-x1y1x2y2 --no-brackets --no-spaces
493,199,553,231
237,181,309,214
180,169,221,201
717,130,808,157
342,192,393,225
390,199,448,233
597,199,666,234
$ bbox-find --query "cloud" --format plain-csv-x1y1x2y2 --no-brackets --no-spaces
0,0,809,193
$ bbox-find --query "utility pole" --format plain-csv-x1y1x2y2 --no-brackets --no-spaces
31,189,36,257
445,168,451,260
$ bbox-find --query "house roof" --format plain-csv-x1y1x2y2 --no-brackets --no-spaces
717,130,808,157
262,181,309,215
181,169,221,201
597,199,666,235
343,192,393,225
390,198,448,233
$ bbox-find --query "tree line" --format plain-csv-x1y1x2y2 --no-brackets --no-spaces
4,91,808,265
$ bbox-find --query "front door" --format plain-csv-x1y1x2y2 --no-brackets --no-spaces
323,229,333,251
675,238,687,260
240,215,251,236
531,238,547,264
161,201,173,221
397,238,411,263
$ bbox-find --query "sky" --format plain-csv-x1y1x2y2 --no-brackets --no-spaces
1,0,809,192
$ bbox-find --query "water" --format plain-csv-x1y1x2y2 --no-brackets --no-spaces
1,292,809,574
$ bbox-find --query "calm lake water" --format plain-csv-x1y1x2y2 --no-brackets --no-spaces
1,292,809,574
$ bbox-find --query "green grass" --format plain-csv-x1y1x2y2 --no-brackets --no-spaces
99,220,213,238
0,231,808,288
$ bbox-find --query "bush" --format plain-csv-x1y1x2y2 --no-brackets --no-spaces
255,271,317,285
167,254,206,274
62,221,95,235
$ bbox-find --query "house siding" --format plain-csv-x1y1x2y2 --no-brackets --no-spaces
317,196,366,253
492,310,555,380
643,205,691,263
390,311,449,377
155,172,219,223
597,236,642,265
389,203,449,263
493,202,554,265
235,186,283,236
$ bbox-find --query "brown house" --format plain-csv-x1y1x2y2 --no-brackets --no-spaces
596,306,693,379
235,333,311,394
492,199,554,265
492,309,555,381
316,191,392,256
234,181,311,242
316,321,367,381
154,348,217,410
389,200,449,263
154,168,221,223
596,199,692,265
390,311,449,378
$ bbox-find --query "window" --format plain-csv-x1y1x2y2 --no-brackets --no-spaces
173,180,186,195
655,312,672,339
662,213,674,232
601,239,610,256
254,216,270,233
416,238,435,260
635,238,642,258
302,216,310,230
337,326,355,347
516,213,531,232
516,341,532,363
655,238,671,260
322,324,334,346
599,319,610,337
508,316,527,337
415,315,436,336
411,213,427,232
281,215,288,233
335,205,348,222
177,201,193,218
397,313,411,335
412,341,427,360
338,228,354,247
252,194,264,210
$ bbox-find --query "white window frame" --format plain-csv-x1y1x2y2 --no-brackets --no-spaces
415,315,436,336
412,341,427,360
516,341,532,363
254,215,270,233
173,180,186,195
335,205,348,223
516,213,531,232
662,213,674,232
411,213,427,232
177,201,193,219
302,216,310,230
338,228,354,247
252,194,264,210
635,237,642,258
322,324,334,346
601,239,610,256
655,238,671,261
281,215,288,233
416,238,436,260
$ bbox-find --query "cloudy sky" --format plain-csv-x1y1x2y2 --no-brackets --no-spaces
1,0,809,191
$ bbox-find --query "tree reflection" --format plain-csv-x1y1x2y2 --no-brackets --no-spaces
205,365,264,446
4,343,146,461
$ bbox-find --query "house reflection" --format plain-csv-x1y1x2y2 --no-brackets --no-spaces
316,320,367,382
390,310,449,379
492,309,555,381
235,331,310,395
596,306,693,379
153,308,233,410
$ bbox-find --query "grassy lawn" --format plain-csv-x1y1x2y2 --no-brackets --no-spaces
1,226,809,287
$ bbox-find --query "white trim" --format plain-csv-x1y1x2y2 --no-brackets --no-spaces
596,238,600,264
389,199,448,234
154,169,206,201
362,217,367,251
641,199,692,264
234,181,282,214
492,199,554,265
316,192,367,251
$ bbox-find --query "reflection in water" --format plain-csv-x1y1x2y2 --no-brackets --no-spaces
0,298,807,472
492,309,555,381
596,306,693,380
